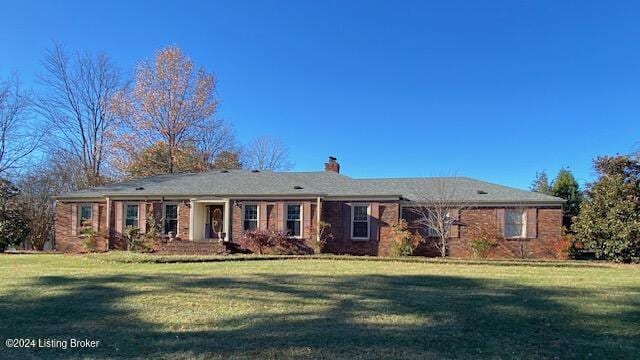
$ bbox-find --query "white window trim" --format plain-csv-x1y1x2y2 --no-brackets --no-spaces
351,203,370,241
124,202,140,229
242,202,260,231
162,202,179,235
78,203,93,228
284,202,303,239
505,209,527,239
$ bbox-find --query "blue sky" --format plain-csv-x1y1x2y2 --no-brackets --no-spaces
1,1,638,189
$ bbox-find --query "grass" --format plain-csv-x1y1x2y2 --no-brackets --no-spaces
0,253,638,359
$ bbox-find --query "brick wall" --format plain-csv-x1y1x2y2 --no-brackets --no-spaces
230,200,317,254
434,207,561,259
55,198,563,259
55,201,108,253
322,201,400,256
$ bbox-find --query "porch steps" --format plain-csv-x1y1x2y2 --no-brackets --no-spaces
153,240,229,255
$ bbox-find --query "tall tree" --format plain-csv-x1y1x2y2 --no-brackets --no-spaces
573,155,640,263
0,74,38,176
0,179,30,251
211,150,242,170
125,141,208,178
37,44,123,187
242,136,292,171
530,170,551,195
551,168,582,228
112,46,234,176
17,153,86,250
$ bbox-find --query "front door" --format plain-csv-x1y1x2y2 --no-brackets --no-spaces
206,205,225,239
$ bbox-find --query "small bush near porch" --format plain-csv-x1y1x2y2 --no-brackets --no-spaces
0,254,638,359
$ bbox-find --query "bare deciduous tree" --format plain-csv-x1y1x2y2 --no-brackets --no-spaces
37,44,123,187
242,136,292,171
196,117,236,167
406,177,472,257
17,152,86,250
0,75,39,175
112,46,234,175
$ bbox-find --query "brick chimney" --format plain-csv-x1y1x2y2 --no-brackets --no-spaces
324,156,340,173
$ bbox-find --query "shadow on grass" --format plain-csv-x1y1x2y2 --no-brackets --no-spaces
0,272,638,359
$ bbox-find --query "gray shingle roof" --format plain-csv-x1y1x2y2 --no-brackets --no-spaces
57,170,564,204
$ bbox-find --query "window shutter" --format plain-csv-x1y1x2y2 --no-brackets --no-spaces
139,202,147,233
450,208,460,238
259,202,268,230
92,203,99,231
342,203,351,241
115,201,123,235
153,202,162,222
370,203,379,241
276,202,285,231
303,202,312,238
71,203,78,236
526,208,537,238
496,208,505,238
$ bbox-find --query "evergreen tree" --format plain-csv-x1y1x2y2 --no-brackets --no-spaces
551,168,582,228
530,171,552,194
0,179,30,251
573,156,640,263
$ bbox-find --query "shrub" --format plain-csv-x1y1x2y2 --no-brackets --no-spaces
469,233,498,259
80,220,99,252
308,221,334,254
551,232,574,260
242,229,287,254
124,225,141,251
143,214,161,244
390,220,420,257
123,215,160,252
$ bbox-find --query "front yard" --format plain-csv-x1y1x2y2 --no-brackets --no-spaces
0,254,638,359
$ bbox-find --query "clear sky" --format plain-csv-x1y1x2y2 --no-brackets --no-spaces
1,0,638,189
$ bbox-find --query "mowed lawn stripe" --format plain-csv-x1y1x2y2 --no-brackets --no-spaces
0,254,638,359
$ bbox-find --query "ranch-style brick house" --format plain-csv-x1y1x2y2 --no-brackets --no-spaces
55,157,565,258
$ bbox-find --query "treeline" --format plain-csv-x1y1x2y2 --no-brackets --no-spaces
0,44,292,251
531,155,640,263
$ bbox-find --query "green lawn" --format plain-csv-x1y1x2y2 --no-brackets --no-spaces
0,254,638,359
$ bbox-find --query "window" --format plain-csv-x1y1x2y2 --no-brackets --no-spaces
505,209,526,238
286,204,302,237
243,204,258,231
125,204,139,228
351,204,370,239
79,204,92,226
164,204,178,234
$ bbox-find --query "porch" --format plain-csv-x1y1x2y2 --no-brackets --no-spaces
188,199,231,242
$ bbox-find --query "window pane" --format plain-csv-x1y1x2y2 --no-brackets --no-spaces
244,220,257,231
125,205,139,227
165,205,177,219
165,219,177,234
353,205,368,221
287,205,300,220
287,220,301,237
244,205,258,221
164,205,178,233
505,209,524,238
353,222,368,238
80,205,92,221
